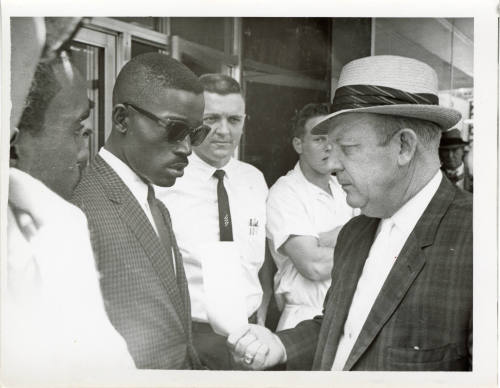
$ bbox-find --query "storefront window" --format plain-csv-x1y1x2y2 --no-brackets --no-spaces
170,17,230,52
373,18,473,136
330,18,372,84
112,17,161,32
69,41,105,159
180,53,221,76
243,18,331,80
131,39,164,58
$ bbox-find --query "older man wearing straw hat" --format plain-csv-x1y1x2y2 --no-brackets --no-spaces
228,55,472,371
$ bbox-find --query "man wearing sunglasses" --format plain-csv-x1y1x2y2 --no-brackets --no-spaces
156,74,270,370
72,53,208,369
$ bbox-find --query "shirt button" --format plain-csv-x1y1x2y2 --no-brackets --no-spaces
348,332,352,339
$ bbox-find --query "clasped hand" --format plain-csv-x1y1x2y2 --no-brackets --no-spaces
227,324,286,370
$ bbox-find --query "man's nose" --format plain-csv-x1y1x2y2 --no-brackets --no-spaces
328,144,343,173
442,149,454,159
176,135,192,155
214,118,230,135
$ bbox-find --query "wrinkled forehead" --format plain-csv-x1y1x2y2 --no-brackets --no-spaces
203,91,245,114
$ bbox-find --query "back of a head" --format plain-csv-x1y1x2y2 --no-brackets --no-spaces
199,73,242,96
113,53,203,106
18,55,65,136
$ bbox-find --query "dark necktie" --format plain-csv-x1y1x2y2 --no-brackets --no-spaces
213,169,233,241
446,169,464,185
147,184,176,276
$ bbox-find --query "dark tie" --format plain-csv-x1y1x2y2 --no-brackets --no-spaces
213,169,233,241
147,184,176,275
446,170,464,185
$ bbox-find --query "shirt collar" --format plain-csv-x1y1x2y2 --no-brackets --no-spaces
99,147,150,205
389,169,442,233
294,162,337,198
190,151,235,181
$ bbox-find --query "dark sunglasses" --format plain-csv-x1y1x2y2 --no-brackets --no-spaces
123,103,210,146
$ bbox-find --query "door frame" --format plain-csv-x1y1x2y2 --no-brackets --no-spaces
73,27,116,153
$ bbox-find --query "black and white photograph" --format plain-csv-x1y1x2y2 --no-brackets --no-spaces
0,0,497,387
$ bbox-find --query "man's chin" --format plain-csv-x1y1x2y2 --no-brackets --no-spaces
152,176,177,188
212,150,232,161
345,194,365,211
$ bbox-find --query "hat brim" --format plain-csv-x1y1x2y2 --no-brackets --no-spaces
439,141,469,149
311,104,462,135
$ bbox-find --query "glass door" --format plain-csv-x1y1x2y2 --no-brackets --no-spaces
71,27,116,159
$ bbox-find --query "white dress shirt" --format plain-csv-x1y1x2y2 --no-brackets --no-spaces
99,148,157,234
331,170,443,370
6,168,135,385
99,148,176,273
156,152,268,322
267,162,358,330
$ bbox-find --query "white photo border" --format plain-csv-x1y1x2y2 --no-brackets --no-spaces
0,1,497,387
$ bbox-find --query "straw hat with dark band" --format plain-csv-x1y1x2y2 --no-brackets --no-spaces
312,55,462,134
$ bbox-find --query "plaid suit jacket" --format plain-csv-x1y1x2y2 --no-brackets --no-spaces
278,176,472,371
72,155,201,370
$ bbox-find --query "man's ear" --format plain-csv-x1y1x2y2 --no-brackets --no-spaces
292,137,303,154
396,128,418,166
112,104,128,133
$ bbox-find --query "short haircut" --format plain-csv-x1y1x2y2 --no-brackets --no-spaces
113,53,203,106
18,56,63,135
199,73,242,95
292,102,331,139
376,114,442,149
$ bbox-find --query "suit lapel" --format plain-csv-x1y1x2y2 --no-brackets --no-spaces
93,155,187,333
316,217,379,370
342,176,457,370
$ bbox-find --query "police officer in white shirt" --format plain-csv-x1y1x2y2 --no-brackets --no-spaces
156,74,269,369
267,103,358,331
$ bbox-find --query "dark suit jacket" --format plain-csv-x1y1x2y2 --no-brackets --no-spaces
72,155,201,369
278,176,472,371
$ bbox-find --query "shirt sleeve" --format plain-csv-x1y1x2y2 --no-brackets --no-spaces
266,179,318,253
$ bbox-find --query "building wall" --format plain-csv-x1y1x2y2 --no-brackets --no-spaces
71,17,473,185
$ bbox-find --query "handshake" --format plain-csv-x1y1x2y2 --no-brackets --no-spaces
227,324,287,370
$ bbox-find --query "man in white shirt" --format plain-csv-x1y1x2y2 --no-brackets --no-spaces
7,18,135,385
267,102,357,331
157,74,268,369
228,55,472,371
